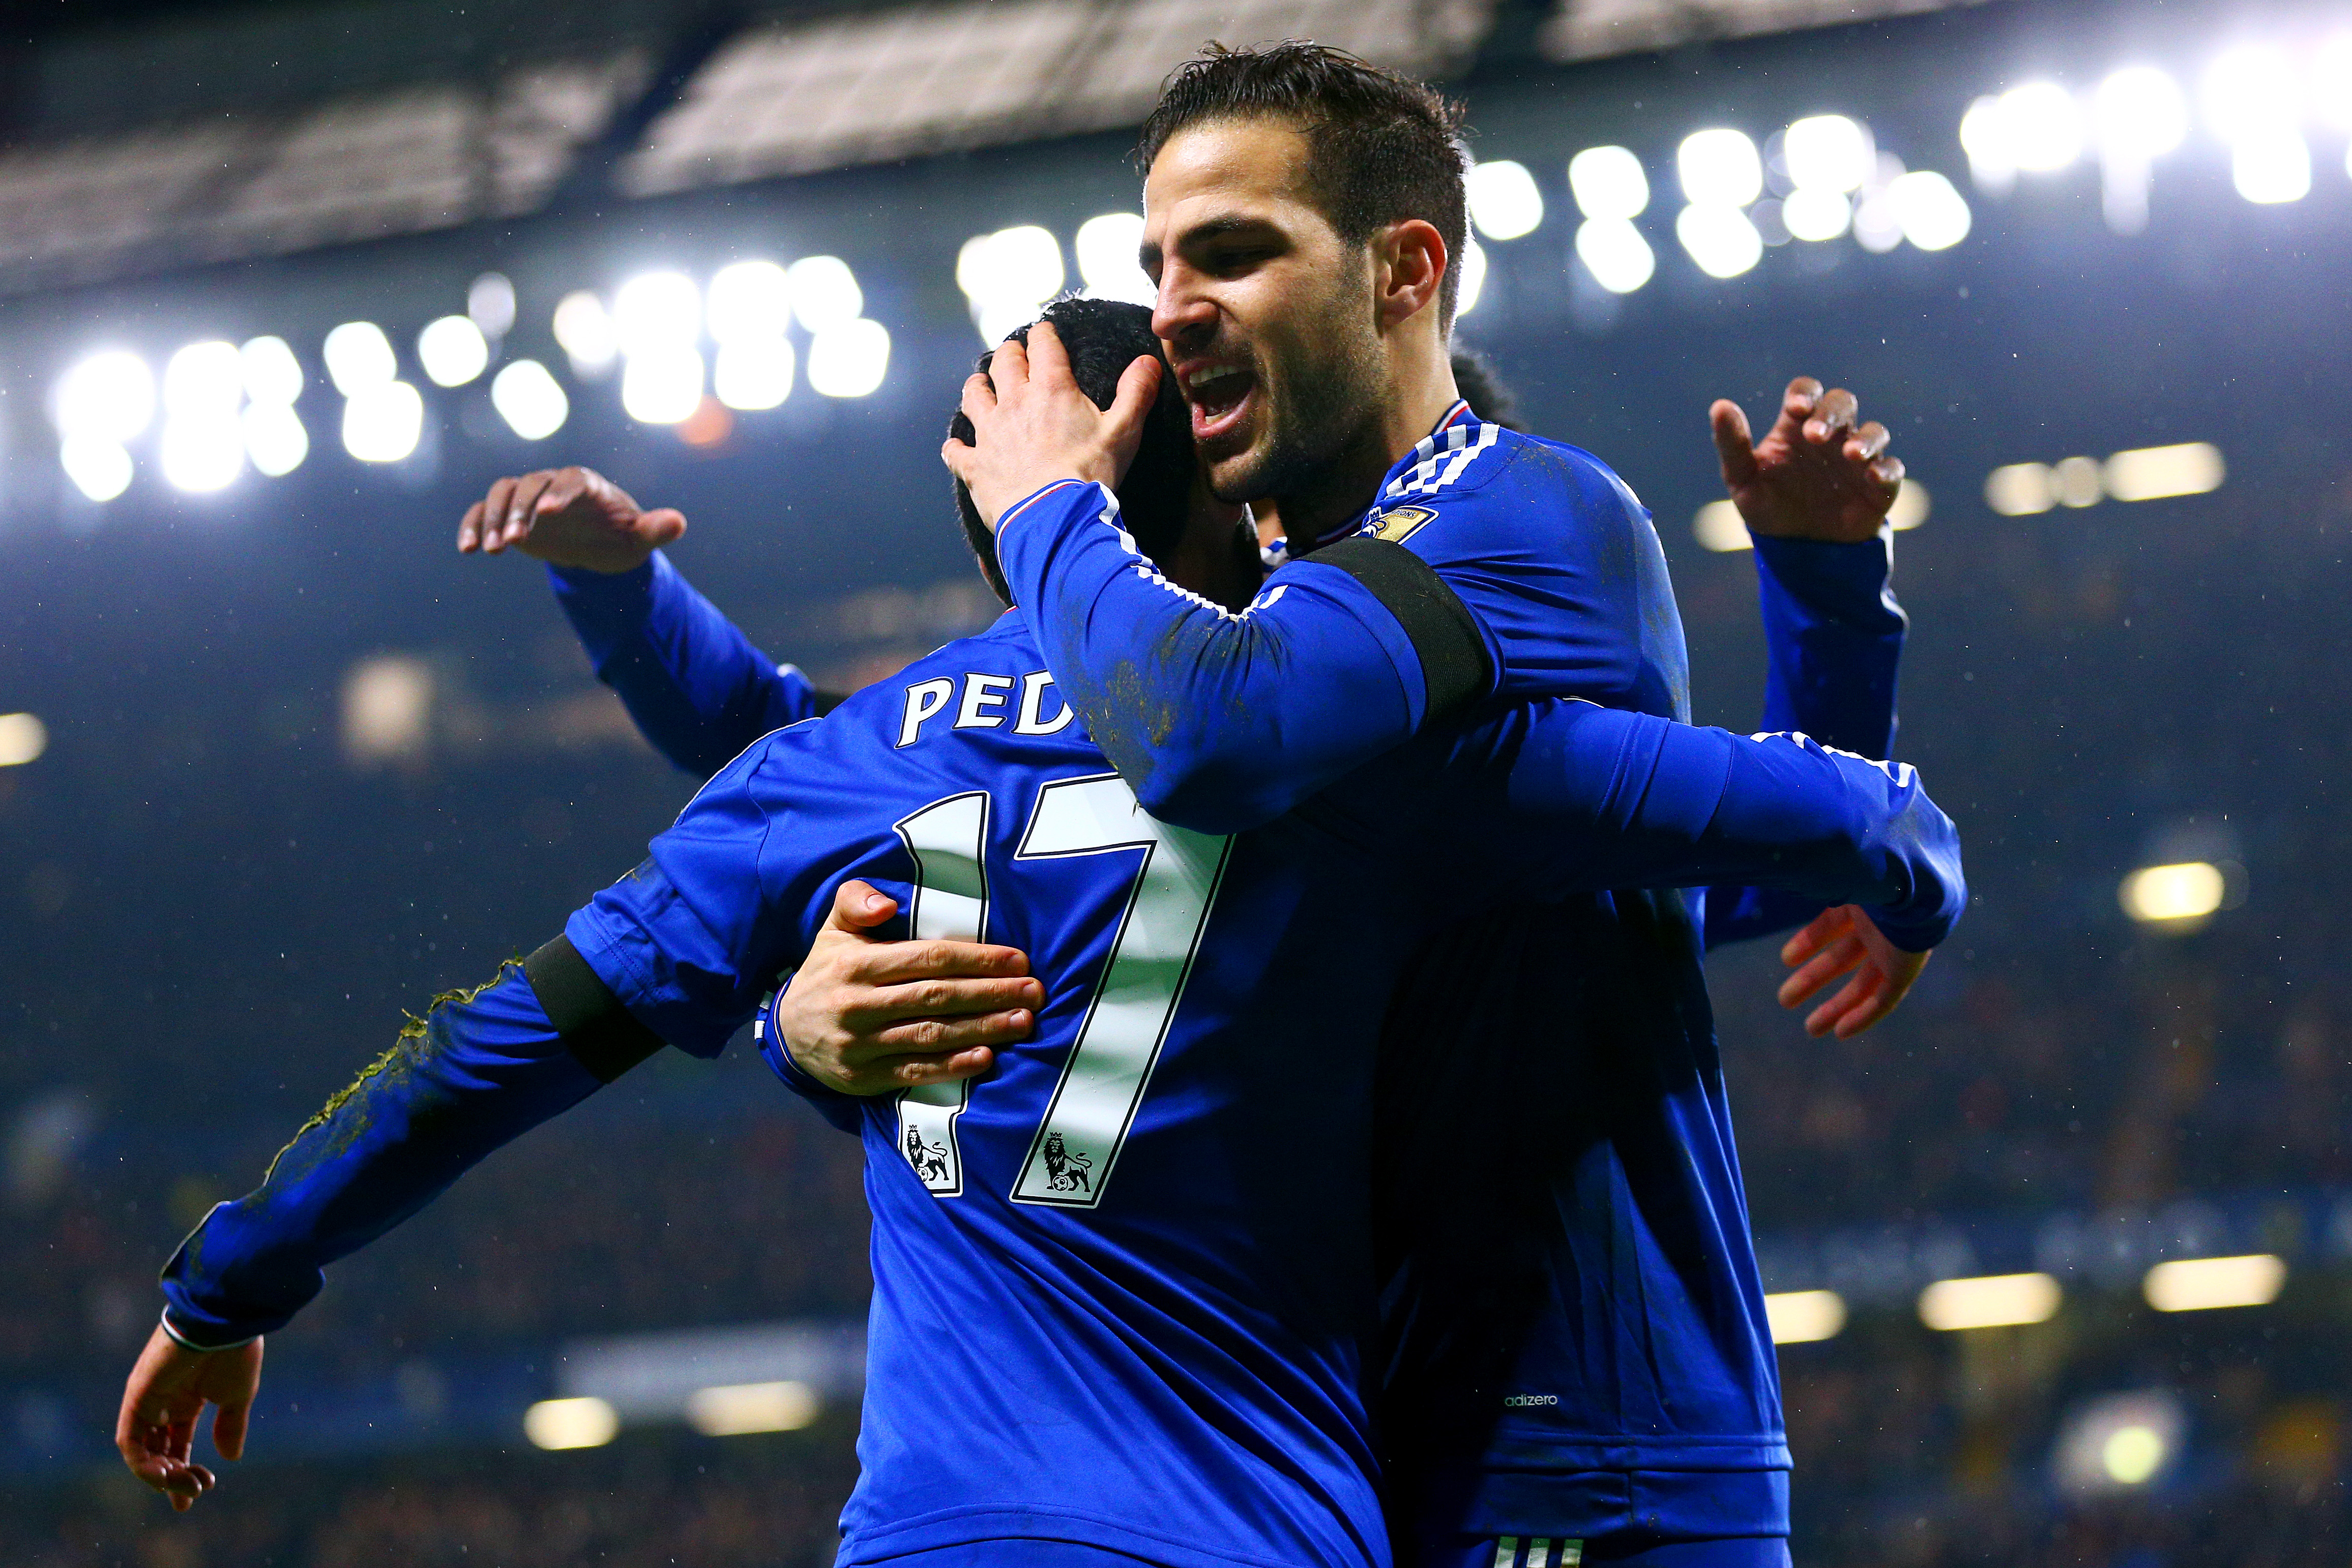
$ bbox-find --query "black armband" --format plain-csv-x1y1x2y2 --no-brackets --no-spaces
522,935,663,1083
1307,537,1493,726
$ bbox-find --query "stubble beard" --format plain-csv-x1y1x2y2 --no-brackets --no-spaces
1204,292,1386,521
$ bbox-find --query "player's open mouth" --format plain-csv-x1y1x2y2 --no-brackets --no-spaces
1181,362,1255,443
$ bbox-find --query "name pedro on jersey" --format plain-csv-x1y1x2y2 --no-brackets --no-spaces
898,670,1077,748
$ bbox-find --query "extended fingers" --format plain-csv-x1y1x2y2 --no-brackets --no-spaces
458,500,487,552
1779,905,1851,968
1778,933,1863,1010
872,1007,1034,1054
1804,387,1858,443
1709,399,1758,488
1807,966,1887,1038
1781,377,1824,420
892,1045,999,1089
854,939,1034,986
1845,421,1891,462
988,334,1031,394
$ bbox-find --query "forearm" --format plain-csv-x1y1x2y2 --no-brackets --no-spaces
995,481,1465,833
159,945,653,1346
552,553,831,778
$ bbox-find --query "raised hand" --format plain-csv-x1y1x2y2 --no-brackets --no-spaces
939,321,1161,530
1777,903,1931,1039
779,880,1045,1095
456,466,687,574
116,1323,263,1511
1709,377,1905,544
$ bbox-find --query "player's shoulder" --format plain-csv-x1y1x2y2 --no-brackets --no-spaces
1361,419,1652,561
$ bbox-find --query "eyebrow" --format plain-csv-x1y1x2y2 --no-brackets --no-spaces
1139,212,1280,273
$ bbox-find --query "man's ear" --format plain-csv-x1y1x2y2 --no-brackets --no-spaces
1373,219,1448,332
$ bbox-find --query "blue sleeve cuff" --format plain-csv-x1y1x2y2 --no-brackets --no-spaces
1750,531,1903,629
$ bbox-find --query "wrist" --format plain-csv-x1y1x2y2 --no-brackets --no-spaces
159,1308,258,1354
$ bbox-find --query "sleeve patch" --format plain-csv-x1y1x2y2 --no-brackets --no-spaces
1362,505,1438,545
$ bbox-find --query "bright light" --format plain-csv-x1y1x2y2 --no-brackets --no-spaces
2144,1254,2285,1312
1765,1289,1846,1344
0,712,49,767
1678,128,1762,207
322,322,396,396
1454,238,1488,317
1888,171,1972,250
468,272,517,338
2050,455,2103,508
341,380,424,463
2104,1426,2166,1484
975,298,1040,347
523,1397,618,1451
60,437,133,501
684,1380,819,1436
1675,203,1763,279
613,272,700,354
1693,501,1749,552
240,336,304,406
490,360,570,439
1781,187,1850,242
957,227,1062,341
1575,218,1655,293
2316,34,2352,131
2232,127,2311,203
341,656,434,764
2056,1392,2185,1495
244,403,309,476
1918,1272,2061,1330
163,341,243,417
807,319,889,398
1889,480,1930,531
1985,462,2054,516
2203,44,2302,143
714,337,795,410
1467,159,1545,240
2105,442,2223,501
417,316,489,388
553,291,618,372
1784,115,1872,192
1569,146,1650,219
2096,67,2188,159
2120,861,2225,925
787,256,863,332
55,351,155,442
160,413,244,493
621,345,705,424
1075,212,1155,305
1999,82,2084,173
707,260,793,342
1958,96,2016,191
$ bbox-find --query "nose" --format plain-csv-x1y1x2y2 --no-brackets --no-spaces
1152,264,1216,352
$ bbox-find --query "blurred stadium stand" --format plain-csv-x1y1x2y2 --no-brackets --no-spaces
5,0,2352,1562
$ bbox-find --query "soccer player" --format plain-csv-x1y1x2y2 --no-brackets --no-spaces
117,308,1961,1568
933,44,1928,1568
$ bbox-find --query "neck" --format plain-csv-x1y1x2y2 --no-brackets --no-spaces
1271,323,1459,551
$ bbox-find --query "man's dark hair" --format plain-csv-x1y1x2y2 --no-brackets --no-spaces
1448,349,1521,432
1137,41,1471,327
951,297,1193,607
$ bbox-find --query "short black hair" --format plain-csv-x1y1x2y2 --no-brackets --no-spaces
1138,41,1470,327
1449,348,1521,432
951,297,1193,607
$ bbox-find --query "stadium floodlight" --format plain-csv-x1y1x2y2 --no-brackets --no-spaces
1957,96,2015,192
163,341,243,417
0,712,47,767
523,1397,617,1451
59,436,134,501
2231,127,2311,203
613,272,701,356
1783,115,1872,193
807,319,890,399
714,337,795,411
706,260,793,342
552,290,619,373
467,272,517,339
1074,212,1155,305
787,256,864,333
341,379,425,463
1888,171,1971,250
417,316,490,388
1998,82,2084,174
1453,239,1489,317
685,1379,820,1436
1467,159,1544,240
2104,442,2223,501
1917,1271,2061,1331
1568,146,1649,220
1780,187,1850,242
2203,44,2302,143
2095,67,2189,159
1763,1289,1846,1344
1574,217,1655,294
54,350,155,443
160,411,245,493
1985,462,2054,515
240,336,304,407
1674,202,1763,279
490,360,570,439
2120,860,2225,927
1693,501,1749,552
1888,480,1930,531
322,322,396,396
2143,1253,2285,1312
244,402,309,477
620,344,705,424
2316,33,2352,130
1677,129,1762,208
956,227,1062,343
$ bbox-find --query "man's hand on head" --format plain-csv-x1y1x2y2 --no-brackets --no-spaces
1710,378,1905,545
456,466,687,574
116,1323,262,1512
780,880,1045,1096
1776,904,1930,1039
939,322,1161,531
